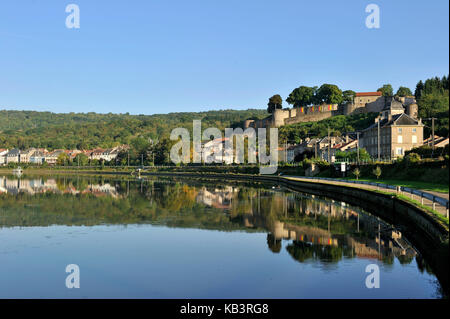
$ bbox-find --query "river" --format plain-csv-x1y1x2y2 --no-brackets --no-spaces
0,174,444,298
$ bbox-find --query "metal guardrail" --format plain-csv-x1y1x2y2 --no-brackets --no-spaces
285,175,449,217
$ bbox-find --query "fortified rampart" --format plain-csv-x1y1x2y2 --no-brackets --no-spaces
245,104,340,129
245,94,418,129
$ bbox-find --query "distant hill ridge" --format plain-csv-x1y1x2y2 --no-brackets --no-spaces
0,109,268,150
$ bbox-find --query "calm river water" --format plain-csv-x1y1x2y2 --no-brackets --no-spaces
0,174,444,298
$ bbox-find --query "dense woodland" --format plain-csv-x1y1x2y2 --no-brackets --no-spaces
0,109,267,150
0,75,448,163
414,75,449,138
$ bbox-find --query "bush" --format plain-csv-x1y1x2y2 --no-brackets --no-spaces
405,144,449,158
405,152,421,163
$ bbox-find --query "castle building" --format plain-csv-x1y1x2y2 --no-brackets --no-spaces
353,92,383,108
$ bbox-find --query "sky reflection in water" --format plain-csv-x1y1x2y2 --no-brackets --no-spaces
0,175,443,298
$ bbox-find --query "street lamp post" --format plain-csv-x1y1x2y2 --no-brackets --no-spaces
356,131,360,164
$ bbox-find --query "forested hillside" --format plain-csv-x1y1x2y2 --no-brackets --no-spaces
415,75,449,138
0,109,267,150
1,74,447,151
278,113,379,143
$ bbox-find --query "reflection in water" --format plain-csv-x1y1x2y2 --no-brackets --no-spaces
0,175,443,298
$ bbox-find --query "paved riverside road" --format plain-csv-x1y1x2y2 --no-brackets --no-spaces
281,175,449,218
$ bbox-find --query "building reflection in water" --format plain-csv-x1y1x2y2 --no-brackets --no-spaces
0,175,417,267
0,175,120,198
194,183,417,265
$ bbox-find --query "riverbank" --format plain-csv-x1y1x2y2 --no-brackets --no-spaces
3,167,448,217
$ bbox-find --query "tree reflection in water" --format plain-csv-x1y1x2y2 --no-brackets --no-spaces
0,174,427,270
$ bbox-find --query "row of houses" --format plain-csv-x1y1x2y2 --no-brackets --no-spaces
0,146,129,166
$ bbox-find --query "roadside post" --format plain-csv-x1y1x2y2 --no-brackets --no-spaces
340,162,346,178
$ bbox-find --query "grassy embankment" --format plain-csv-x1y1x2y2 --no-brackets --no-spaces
312,160,449,193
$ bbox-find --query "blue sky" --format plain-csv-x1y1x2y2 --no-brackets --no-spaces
0,0,448,115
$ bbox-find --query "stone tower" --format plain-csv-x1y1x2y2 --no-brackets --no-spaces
405,103,418,119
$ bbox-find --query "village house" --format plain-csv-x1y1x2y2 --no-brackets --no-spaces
6,149,21,163
100,148,121,162
320,138,358,163
18,148,39,164
202,138,234,164
45,150,65,165
29,150,47,165
0,149,9,166
0,145,129,166
316,136,346,161
90,148,106,161
294,138,321,159
277,145,297,163
360,104,424,159
423,135,449,148
287,145,296,162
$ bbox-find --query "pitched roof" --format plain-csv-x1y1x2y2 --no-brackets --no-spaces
355,92,382,97
363,113,421,131
319,136,345,144
392,113,420,125
383,97,404,111
7,149,20,155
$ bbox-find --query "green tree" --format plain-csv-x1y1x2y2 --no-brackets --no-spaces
414,80,424,99
74,153,89,166
377,84,393,97
372,166,382,179
342,90,356,104
416,75,449,138
286,86,316,107
352,168,361,180
315,84,343,105
56,152,69,166
396,86,412,97
153,138,174,165
335,148,371,161
116,150,129,166
267,94,283,113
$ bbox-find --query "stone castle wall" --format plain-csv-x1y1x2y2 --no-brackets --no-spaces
245,104,341,128
244,96,417,129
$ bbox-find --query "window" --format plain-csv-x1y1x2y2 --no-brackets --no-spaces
398,128,402,133
396,148,403,155
397,135,403,143
412,128,417,133
412,135,417,144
